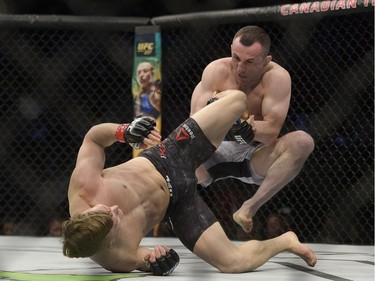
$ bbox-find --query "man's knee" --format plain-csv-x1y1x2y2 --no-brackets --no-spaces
232,90,247,106
289,130,315,157
219,90,247,113
215,252,252,273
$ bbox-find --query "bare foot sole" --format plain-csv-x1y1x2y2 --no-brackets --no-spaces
286,231,317,267
233,210,253,233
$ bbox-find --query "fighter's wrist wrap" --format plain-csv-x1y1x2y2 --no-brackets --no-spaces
115,124,130,143
116,117,156,149
144,249,180,276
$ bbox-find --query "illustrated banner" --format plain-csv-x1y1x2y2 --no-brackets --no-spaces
132,26,162,157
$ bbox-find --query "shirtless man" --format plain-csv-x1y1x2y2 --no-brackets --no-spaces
62,89,316,275
190,26,315,233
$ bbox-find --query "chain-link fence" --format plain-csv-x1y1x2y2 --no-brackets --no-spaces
159,9,374,244
0,7,373,244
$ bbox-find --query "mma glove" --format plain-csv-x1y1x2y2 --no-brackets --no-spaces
225,120,254,144
206,96,254,144
144,249,180,276
115,117,156,149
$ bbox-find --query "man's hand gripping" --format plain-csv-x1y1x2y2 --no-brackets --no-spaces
207,95,255,144
115,117,161,149
143,245,180,276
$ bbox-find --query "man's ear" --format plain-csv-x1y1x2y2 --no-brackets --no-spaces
264,55,272,66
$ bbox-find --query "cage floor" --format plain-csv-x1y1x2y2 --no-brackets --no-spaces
0,236,373,281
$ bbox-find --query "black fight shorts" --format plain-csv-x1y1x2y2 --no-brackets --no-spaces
139,118,217,251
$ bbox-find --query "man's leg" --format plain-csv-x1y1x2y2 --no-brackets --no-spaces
193,222,317,273
233,130,314,232
191,90,247,148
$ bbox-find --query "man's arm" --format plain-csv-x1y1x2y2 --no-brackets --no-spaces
90,245,150,273
71,123,120,191
190,82,213,116
190,60,227,116
97,246,151,273
70,120,161,193
252,69,291,145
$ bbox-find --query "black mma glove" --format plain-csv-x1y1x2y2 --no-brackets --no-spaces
115,117,156,149
144,249,180,276
225,120,254,144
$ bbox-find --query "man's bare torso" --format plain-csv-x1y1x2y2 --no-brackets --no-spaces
67,156,169,270
68,157,169,219
211,58,284,120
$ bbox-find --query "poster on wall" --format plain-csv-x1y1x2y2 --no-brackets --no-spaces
132,26,162,157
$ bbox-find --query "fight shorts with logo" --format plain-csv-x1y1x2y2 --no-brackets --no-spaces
139,117,217,252
200,141,265,187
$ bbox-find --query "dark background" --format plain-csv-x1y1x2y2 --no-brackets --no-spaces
0,0,302,17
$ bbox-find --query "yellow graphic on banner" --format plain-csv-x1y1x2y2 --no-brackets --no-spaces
132,26,162,158
137,43,155,55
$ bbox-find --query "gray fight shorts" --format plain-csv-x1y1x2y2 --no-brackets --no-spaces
201,141,265,187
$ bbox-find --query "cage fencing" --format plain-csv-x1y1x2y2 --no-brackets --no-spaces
0,4,373,244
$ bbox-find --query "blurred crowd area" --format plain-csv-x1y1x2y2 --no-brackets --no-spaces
0,0,302,17
0,6,373,244
1,216,63,237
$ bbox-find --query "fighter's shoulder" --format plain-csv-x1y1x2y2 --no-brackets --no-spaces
204,57,231,72
202,58,231,81
265,61,291,82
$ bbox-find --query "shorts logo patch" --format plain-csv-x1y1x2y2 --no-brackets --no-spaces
159,143,167,158
176,127,190,141
166,175,173,197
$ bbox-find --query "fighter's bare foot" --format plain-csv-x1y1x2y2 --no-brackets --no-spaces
285,231,317,267
233,210,253,233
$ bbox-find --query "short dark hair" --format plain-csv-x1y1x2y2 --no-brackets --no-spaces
233,26,271,56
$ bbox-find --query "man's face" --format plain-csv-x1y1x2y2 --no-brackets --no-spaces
266,216,282,238
3,222,15,235
230,38,270,87
136,62,154,89
49,220,62,236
